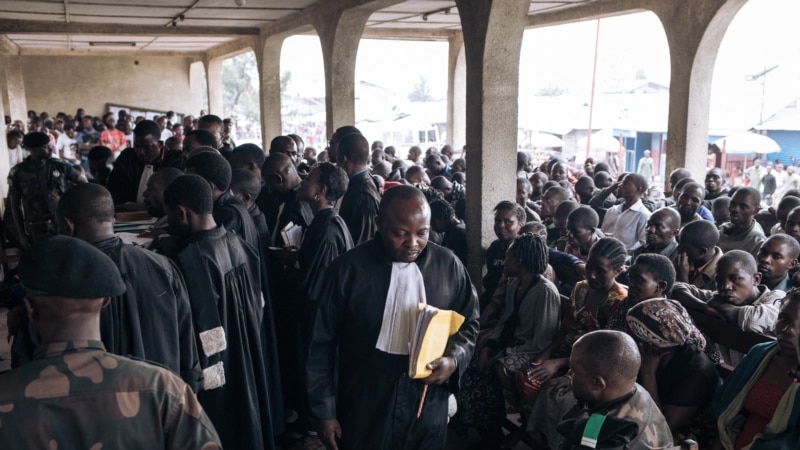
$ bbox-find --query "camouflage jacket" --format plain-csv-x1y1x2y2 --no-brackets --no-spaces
558,384,674,450
8,157,81,223
0,340,221,449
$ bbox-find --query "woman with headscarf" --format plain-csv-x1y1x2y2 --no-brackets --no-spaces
627,298,720,443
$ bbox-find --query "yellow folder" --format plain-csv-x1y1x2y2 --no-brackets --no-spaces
408,305,465,379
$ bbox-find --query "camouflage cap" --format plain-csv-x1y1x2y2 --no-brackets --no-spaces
22,131,50,148
19,236,126,298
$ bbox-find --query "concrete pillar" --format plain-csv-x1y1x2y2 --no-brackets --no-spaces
256,34,285,149
4,55,28,128
446,32,466,151
312,9,370,134
456,0,530,285
651,0,748,182
205,57,224,116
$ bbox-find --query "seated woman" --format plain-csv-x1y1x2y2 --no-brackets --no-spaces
626,298,720,443
607,253,675,331
525,237,628,448
452,233,561,448
564,206,603,262
712,289,800,450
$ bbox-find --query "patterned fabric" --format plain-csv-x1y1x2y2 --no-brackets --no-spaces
626,298,706,351
562,280,627,352
0,340,221,449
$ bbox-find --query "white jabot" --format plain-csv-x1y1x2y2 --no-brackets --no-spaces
375,262,427,355
136,164,154,203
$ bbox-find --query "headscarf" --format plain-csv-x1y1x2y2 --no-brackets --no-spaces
626,298,706,351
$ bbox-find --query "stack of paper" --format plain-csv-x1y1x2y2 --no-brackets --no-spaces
408,305,465,379
281,221,303,248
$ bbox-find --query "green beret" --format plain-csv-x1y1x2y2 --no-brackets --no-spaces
19,236,126,298
22,131,50,148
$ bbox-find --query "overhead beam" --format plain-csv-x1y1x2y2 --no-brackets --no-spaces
0,35,19,55
361,27,457,41
527,0,648,28
0,19,259,36
18,48,205,58
205,36,258,61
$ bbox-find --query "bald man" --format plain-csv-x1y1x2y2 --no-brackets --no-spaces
557,330,672,449
51,183,199,388
307,185,479,450
675,181,705,226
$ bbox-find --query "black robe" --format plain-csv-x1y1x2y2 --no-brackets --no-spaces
441,221,468,265
248,201,286,435
174,227,275,450
106,148,185,205
338,169,381,245
10,236,201,393
263,186,313,419
95,237,200,390
307,238,479,450
214,190,259,249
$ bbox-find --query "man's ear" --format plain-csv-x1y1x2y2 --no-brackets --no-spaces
101,297,111,308
656,280,668,295
176,204,190,223
790,258,799,271
593,376,607,391
59,216,76,236
752,271,762,285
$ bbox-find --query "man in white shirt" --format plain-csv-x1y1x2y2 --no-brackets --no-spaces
56,123,79,163
6,128,26,167
600,173,651,253
157,115,173,142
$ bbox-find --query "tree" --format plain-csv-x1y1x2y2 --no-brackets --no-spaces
408,75,433,102
222,52,260,125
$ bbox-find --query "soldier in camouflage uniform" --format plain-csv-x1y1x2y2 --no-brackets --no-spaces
557,330,673,450
0,236,222,449
8,131,85,247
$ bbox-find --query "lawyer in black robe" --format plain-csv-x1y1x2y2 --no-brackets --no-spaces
107,147,185,204
95,236,200,390
338,168,381,245
175,226,275,450
307,186,479,450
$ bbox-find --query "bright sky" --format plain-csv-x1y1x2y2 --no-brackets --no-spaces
279,0,800,129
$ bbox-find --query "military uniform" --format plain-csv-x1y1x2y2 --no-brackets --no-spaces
557,385,673,450
0,340,220,449
8,156,81,243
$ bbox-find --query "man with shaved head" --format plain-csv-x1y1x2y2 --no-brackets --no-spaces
672,249,785,365
717,187,767,259
164,174,277,448
50,183,200,389
556,330,672,449
631,207,680,261
307,185,478,450
337,132,381,244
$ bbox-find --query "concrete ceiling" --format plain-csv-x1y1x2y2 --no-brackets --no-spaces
0,0,599,55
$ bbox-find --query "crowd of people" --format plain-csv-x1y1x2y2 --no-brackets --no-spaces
0,108,799,450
